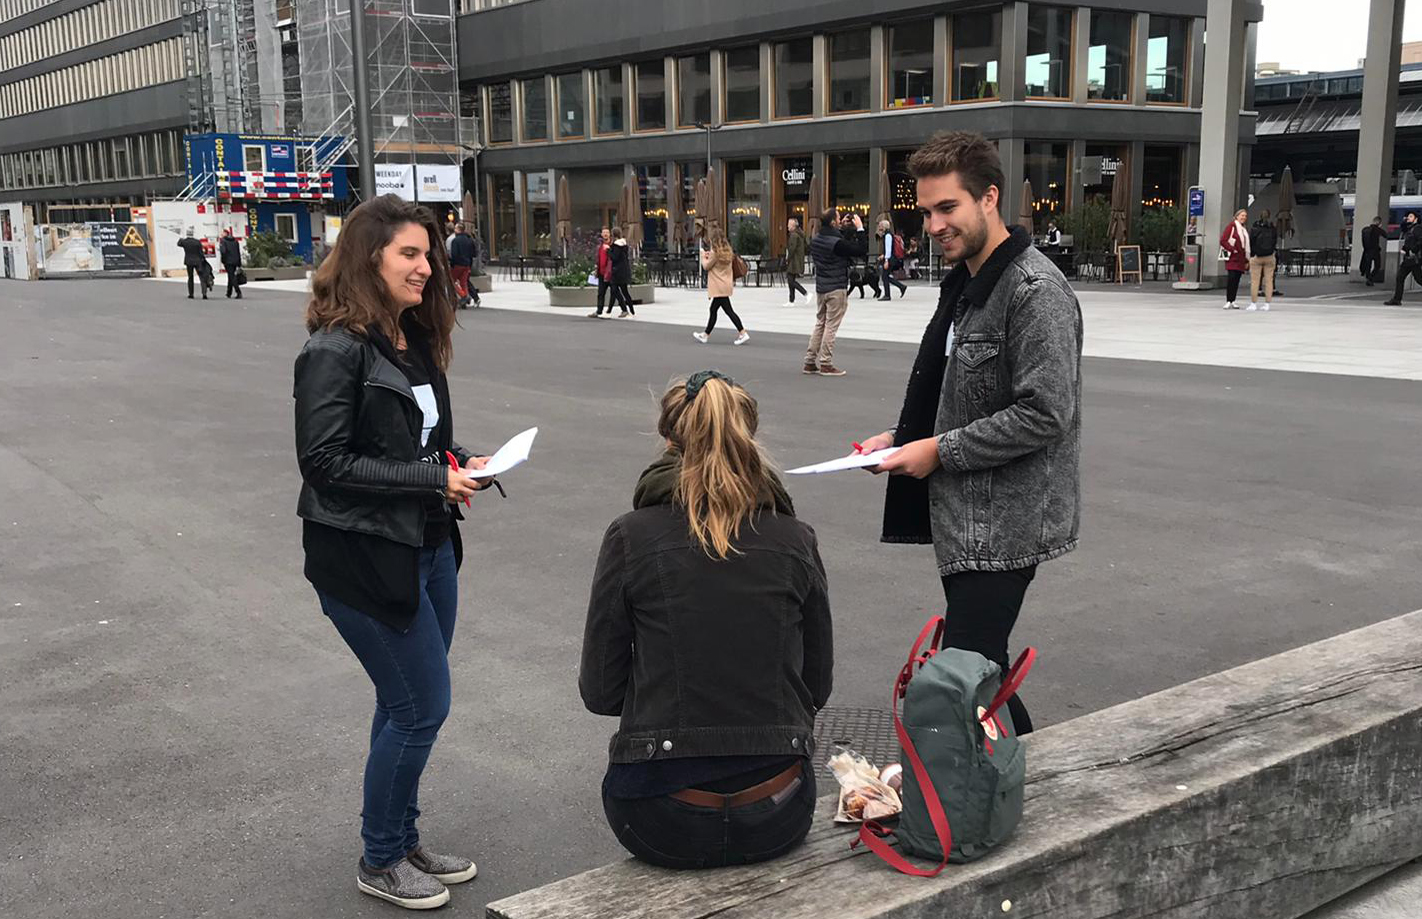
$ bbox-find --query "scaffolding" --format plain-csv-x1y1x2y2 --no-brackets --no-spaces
297,0,462,179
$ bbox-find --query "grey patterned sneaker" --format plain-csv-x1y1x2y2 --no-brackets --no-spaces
406,846,478,885
357,857,450,910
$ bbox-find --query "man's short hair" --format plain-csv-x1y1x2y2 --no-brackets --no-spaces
822,208,839,225
788,216,799,226
907,131,1006,202
453,222,464,233
1373,216,1383,224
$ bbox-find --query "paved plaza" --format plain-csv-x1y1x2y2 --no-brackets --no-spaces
2,275,1421,917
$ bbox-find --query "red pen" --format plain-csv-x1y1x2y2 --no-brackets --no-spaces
445,450,471,507
852,442,865,453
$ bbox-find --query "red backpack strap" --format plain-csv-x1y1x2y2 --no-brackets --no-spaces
853,620,955,876
981,647,1037,725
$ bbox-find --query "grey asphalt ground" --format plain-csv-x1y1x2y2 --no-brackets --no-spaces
3,279,1420,918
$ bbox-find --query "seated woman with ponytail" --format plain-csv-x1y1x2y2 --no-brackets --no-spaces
579,371,834,869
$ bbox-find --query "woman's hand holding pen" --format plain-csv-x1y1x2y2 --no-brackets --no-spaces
445,467,480,503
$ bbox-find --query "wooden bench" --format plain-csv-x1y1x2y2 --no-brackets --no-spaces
488,610,1422,919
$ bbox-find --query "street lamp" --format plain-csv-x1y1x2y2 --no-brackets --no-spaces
693,121,722,176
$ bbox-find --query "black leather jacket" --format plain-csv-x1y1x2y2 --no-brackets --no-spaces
293,327,473,547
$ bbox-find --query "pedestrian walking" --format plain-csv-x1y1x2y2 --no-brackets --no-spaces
581,371,832,869
609,227,635,318
590,228,615,318
447,222,476,309
293,194,491,910
1359,216,1384,287
178,229,209,300
877,219,908,300
219,228,243,300
694,231,748,345
1385,212,1422,305
804,210,867,376
905,237,923,279
1247,208,1277,312
1219,208,1250,309
784,217,809,306
855,131,1082,736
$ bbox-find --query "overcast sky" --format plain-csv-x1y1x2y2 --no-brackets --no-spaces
1256,0,1422,73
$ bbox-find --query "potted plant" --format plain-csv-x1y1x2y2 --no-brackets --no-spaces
542,256,656,308
243,231,310,281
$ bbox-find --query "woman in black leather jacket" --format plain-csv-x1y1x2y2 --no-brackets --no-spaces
580,372,834,869
293,194,489,910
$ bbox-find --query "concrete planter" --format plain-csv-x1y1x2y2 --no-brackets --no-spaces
245,266,311,282
547,283,655,308
471,274,493,293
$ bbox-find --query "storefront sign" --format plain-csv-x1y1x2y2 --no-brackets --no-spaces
92,223,150,271
375,164,415,199
781,165,809,188
375,164,463,202
1188,186,1205,217
415,164,461,202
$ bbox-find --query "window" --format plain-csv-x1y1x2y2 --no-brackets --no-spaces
887,19,934,108
952,11,1000,101
1088,11,1133,102
297,145,316,173
1146,15,1189,104
524,172,551,254
521,77,548,141
828,30,871,114
1142,144,1183,208
723,45,760,123
110,139,128,179
1026,6,1073,99
488,82,513,143
243,144,265,172
773,37,813,118
827,152,870,219
677,52,710,128
556,72,585,138
636,164,668,251
274,212,298,242
634,60,665,131
1023,142,1069,229
593,66,624,134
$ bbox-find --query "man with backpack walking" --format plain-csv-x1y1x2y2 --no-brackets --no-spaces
1247,209,1277,312
1385,211,1422,305
877,219,908,300
447,222,477,309
854,131,1082,735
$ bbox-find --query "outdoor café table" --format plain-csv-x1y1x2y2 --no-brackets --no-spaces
1292,249,1321,277
1146,251,1177,281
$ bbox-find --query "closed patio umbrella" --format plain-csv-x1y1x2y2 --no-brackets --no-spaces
1107,164,1129,250
875,162,892,229
807,173,823,237
1018,178,1036,234
705,165,724,237
693,177,709,240
668,167,683,250
462,190,475,228
621,174,644,250
1275,165,1296,244
555,173,572,256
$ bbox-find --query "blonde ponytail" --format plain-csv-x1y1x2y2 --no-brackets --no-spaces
657,376,773,559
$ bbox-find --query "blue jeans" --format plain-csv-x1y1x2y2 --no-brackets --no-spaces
318,539,458,868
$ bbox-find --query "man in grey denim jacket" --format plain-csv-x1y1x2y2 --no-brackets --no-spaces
856,132,1082,734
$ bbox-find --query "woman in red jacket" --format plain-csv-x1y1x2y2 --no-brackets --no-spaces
1219,208,1251,309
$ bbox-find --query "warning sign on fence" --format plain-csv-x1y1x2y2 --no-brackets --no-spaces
93,223,150,271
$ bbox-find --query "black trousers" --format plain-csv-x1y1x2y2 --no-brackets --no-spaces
611,283,635,314
596,278,612,314
879,264,907,297
940,566,1038,734
787,274,808,302
706,296,743,334
1394,256,1422,301
602,768,816,869
186,265,203,298
223,264,241,298
1225,269,1244,304
1359,247,1382,283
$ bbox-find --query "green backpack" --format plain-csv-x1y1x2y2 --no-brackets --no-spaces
857,616,1035,875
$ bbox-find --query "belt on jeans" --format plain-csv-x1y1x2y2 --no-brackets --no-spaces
670,761,802,809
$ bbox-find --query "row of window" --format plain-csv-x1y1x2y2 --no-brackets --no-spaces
480,6,1192,146
0,0,179,75
0,0,46,26
0,129,185,192
0,37,184,120
1254,75,1366,102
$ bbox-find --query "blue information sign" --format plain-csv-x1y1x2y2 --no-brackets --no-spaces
1188,187,1205,217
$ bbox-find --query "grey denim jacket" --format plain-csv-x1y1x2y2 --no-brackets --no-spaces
929,244,1083,575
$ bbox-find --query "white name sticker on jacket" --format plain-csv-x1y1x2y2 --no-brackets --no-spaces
411,384,439,447
945,322,955,357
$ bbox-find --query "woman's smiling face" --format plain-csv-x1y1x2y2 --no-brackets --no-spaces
379,222,432,308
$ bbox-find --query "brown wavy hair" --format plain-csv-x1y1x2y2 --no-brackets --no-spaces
657,376,773,559
707,230,733,266
305,194,456,370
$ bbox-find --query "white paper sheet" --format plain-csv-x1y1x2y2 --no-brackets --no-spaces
784,447,899,475
462,426,538,479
